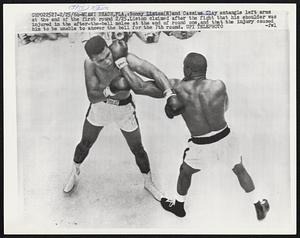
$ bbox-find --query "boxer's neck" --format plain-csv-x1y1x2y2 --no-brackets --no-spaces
191,73,206,81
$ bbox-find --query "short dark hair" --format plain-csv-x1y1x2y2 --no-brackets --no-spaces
84,35,107,59
184,52,207,76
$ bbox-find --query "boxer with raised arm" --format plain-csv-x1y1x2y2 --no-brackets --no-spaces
113,49,270,221
63,35,177,202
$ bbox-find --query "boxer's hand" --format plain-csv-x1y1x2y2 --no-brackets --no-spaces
110,76,131,93
164,95,185,119
109,40,128,69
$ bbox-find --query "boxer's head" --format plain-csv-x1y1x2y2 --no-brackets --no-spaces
85,35,114,69
183,53,207,81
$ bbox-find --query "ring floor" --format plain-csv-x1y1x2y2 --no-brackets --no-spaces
15,31,292,233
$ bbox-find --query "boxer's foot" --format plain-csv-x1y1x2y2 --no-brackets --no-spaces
254,199,270,220
63,165,80,193
161,198,186,217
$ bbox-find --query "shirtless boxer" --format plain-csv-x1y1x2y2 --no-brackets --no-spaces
63,35,174,201
115,50,270,221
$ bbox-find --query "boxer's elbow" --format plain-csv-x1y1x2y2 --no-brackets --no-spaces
87,91,104,103
88,94,98,103
131,85,144,95
142,83,164,98
130,81,144,95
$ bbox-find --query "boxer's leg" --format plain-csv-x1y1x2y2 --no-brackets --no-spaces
74,119,103,164
177,162,200,196
121,128,163,201
161,162,200,217
232,158,255,193
232,157,270,220
63,119,103,193
121,128,150,174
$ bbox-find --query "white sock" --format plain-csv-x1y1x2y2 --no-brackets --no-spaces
73,162,81,174
247,189,261,204
176,193,186,203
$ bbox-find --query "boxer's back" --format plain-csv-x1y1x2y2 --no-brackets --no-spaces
176,79,227,136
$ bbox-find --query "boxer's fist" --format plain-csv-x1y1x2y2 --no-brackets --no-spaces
165,95,185,119
110,77,131,93
109,40,128,61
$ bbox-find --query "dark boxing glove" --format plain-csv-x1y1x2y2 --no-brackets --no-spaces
109,40,128,69
164,89,185,119
103,77,130,97
110,76,131,93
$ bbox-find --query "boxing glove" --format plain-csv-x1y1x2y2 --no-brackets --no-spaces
164,94,185,119
110,76,131,93
109,40,128,69
103,77,130,97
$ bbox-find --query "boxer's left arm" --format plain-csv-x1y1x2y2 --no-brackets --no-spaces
110,74,163,98
126,53,173,95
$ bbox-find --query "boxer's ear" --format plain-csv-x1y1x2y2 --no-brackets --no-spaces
184,66,192,79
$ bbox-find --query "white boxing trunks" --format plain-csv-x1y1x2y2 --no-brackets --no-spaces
183,126,242,170
86,94,139,132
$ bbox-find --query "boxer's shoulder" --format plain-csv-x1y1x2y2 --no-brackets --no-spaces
197,79,224,89
198,80,226,98
84,58,95,70
84,58,97,78
126,53,142,69
210,80,226,93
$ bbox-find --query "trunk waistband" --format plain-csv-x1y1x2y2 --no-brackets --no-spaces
104,94,132,106
188,127,230,145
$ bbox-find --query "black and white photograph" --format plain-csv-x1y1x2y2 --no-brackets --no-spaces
4,3,296,234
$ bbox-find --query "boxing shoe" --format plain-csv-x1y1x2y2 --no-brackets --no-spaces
63,164,80,193
160,198,186,217
110,40,128,61
254,199,270,220
143,172,163,201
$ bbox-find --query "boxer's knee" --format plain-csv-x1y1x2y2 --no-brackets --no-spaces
232,162,244,174
179,162,199,178
232,162,255,193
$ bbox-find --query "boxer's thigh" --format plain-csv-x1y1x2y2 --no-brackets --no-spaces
183,142,216,170
217,133,242,168
81,119,103,145
120,127,143,151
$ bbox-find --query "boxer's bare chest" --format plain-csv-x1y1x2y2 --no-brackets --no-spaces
95,66,122,86
94,65,130,99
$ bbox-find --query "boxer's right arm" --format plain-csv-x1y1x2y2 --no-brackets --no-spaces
120,65,164,98
84,60,109,103
109,40,163,98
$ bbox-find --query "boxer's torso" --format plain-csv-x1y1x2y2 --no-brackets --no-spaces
90,60,130,100
174,79,227,136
